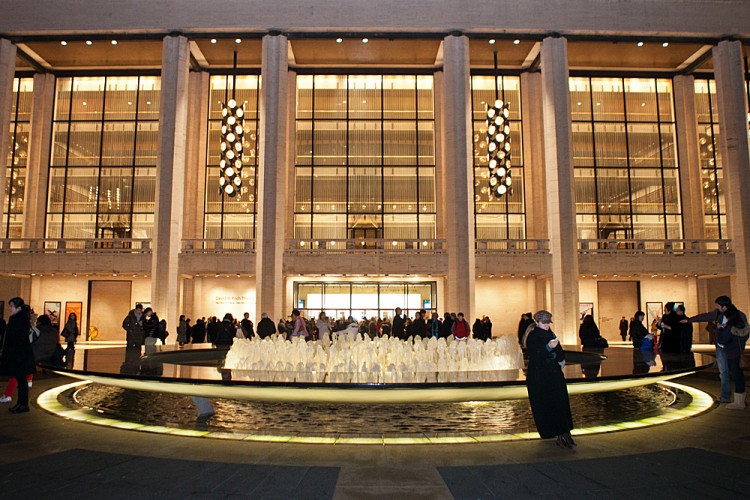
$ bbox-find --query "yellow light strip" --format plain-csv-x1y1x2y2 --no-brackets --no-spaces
36,380,714,445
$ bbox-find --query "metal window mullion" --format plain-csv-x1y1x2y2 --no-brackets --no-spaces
345,75,350,239
129,76,141,239
381,77,386,239
5,83,21,237
469,76,478,239
59,77,75,238
413,75,420,239
654,78,670,239
94,77,109,239
309,76,316,238
252,76,260,239
621,78,635,237
708,82,722,239
587,77,601,237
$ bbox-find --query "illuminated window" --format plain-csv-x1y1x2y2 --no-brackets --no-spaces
694,79,725,239
205,74,260,239
4,77,33,238
294,74,436,243
570,77,682,242
46,76,160,240
295,281,437,320
470,75,525,240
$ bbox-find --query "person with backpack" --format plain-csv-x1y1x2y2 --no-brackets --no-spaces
451,312,470,341
686,295,748,408
630,311,649,349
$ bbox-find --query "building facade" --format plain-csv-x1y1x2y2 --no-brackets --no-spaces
1,0,749,344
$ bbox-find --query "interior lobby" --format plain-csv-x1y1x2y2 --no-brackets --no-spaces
0,1,749,497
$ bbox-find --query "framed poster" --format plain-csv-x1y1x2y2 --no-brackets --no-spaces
64,302,83,330
579,303,594,323
646,302,663,333
44,301,62,327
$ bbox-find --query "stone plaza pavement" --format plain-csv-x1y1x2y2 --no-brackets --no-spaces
0,362,749,499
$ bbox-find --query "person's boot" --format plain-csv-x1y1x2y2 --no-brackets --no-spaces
726,392,746,410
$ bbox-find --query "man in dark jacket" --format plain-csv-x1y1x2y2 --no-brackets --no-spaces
206,317,221,344
256,312,276,339
439,312,454,339
121,303,144,348
240,312,254,338
392,308,405,340
214,313,236,347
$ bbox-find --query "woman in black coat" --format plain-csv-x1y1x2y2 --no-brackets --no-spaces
411,311,427,338
525,310,575,448
0,297,36,413
578,314,601,348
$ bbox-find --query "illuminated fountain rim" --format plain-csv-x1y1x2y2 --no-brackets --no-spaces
43,348,714,404
36,380,716,445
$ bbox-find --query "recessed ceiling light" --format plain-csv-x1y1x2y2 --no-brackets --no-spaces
211,38,217,44
235,38,241,44
85,40,93,46
637,41,644,47
336,38,343,43
489,39,496,45
60,41,67,46
662,42,669,48
111,40,118,45
362,38,369,44
513,39,520,45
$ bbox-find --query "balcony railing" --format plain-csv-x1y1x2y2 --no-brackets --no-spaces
286,238,445,254
577,239,732,255
0,238,151,254
475,239,549,254
181,239,256,253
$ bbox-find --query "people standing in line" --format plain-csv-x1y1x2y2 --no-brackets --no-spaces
517,312,535,347
380,318,391,337
0,297,35,413
619,316,629,342
177,315,188,346
411,310,427,338
256,312,277,339
61,312,79,353
686,295,748,407
525,310,575,448
206,317,221,344
675,304,693,353
315,312,331,343
157,318,168,344
121,303,145,348
240,312,254,339
451,312,470,340
290,309,309,340
191,318,206,343
630,311,649,349
392,308,405,340
277,318,287,339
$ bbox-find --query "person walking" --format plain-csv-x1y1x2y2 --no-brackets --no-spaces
177,315,188,346
121,303,145,348
619,316,628,341
141,308,159,349
290,309,309,340
0,297,36,413
525,310,575,448
62,312,79,353
392,308,405,340
517,312,534,347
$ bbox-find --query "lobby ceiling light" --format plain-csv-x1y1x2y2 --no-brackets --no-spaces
637,41,644,47
219,51,244,198
111,40,118,45
235,38,242,44
60,40,67,46
662,42,669,48
489,39,496,45
486,50,511,199
513,39,520,45
336,38,343,43
85,40,93,46
362,38,369,43
211,38,217,44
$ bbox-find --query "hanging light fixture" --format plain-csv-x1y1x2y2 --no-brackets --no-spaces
219,51,244,197
486,50,512,198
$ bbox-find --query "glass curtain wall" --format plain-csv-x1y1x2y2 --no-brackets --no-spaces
294,74,436,245
296,281,437,321
4,77,33,238
470,75,525,239
570,77,682,242
47,76,160,240
205,74,260,239
694,79,725,239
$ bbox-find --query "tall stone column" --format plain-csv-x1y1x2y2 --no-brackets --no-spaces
672,75,705,240
521,71,547,240
23,73,55,238
441,34,475,319
0,39,17,233
151,35,190,337
713,40,750,312
540,36,579,344
255,33,289,323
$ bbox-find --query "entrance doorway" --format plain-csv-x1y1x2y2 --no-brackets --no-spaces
88,281,132,341
596,281,640,342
